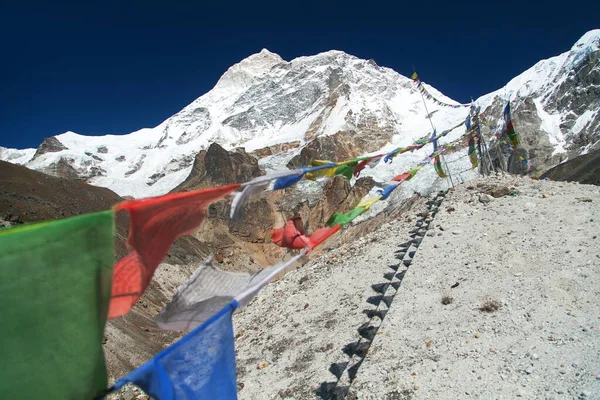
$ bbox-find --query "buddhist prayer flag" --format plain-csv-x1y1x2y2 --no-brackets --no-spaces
326,207,366,227
503,103,519,147
408,165,423,177
356,195,382,210
304,161,337,180
113,302,238,399
468,135,479,169
392,172,412,182
271,217,341,250
334,161,358,180
230,181,270,220
354,157,373,177
377,182,401,200
109,184,240,319
354,155,383,177
0,211,115,399
273,173,303,190
156,252,305,331
411,72,419,81
384,148,402,163
430,130,447,179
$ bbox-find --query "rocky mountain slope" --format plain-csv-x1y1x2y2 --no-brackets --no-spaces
230,175,600,399
543,149,600,186
3,30,598,199
479,30,600,173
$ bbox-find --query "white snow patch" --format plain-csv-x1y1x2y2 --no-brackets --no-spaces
571,109,595,135
533,98,566,155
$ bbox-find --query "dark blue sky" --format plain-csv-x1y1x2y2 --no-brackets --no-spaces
1,1,597,149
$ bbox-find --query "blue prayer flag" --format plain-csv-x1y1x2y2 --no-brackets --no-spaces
273,174,303,190
112,302,238,400
384,149,399,164
377,183,399,200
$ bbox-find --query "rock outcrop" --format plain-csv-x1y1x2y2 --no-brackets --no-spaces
32,136,68,159
174,143,262,191
543,149,600,186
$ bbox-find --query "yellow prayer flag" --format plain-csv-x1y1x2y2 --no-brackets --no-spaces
356,195,382,210
305,167,336,180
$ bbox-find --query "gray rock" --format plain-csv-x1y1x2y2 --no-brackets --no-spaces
525,366,534,374
479,194,494,204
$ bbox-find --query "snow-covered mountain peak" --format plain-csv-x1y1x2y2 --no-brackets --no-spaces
479,30,600,104
214,48,285,93
572,29,600,50
477,30,600,167
3,31,599,198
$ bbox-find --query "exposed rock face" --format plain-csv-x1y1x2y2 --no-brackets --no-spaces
249,141,301,159
32,136,68,159
479,31,600,174
484,97,567,174
287,130,391,168
543,149,600,186
228,197,276,243
174,143,262,191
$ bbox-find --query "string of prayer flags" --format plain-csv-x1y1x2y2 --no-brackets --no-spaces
112,302,239,399
108,184,240,319
0,211,115,399
156,252,305,332
415,80,470,108
503,103,520,147
271,216,341,250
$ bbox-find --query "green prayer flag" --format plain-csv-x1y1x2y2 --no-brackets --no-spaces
334,161,358,180
326,207,366,227
0,211,115,399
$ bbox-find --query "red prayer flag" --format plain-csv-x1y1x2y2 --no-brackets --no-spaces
308,225,341,248
271,217,341,251
108,184,240,318
354,157,373,177
392,172,411,182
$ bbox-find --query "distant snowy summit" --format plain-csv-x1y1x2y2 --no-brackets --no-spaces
2,30,599,198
